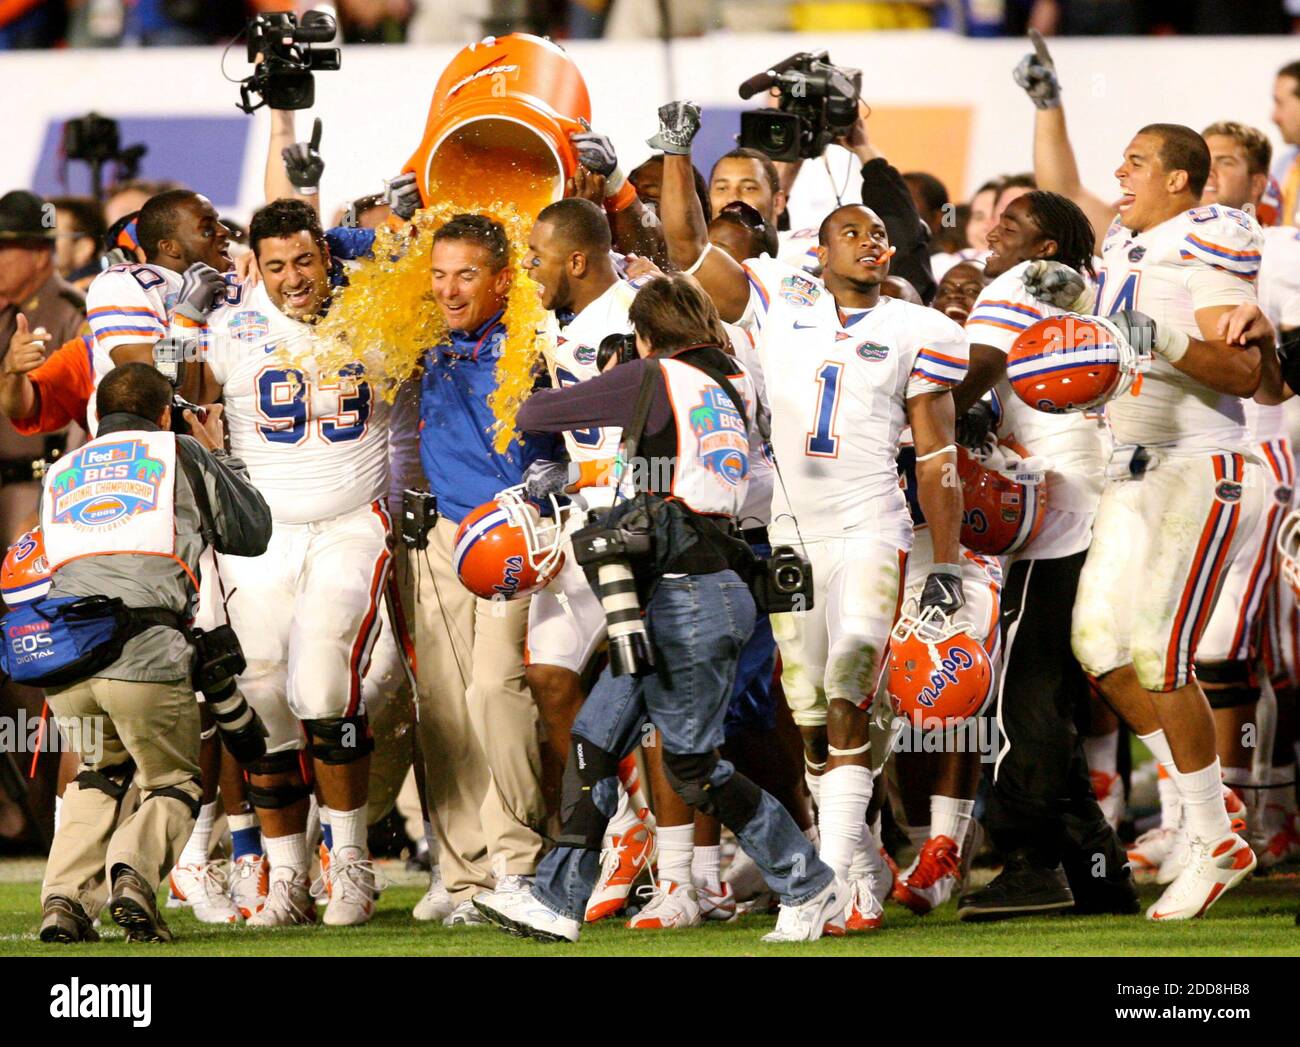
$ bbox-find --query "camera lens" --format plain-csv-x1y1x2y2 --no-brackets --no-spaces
774,563,802,593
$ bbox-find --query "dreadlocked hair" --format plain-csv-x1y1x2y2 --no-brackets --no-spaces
1021,190,1096,278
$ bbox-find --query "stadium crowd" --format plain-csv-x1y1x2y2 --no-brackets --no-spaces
2,28,1300,946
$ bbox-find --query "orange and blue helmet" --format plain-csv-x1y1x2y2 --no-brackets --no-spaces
1007,312,1148,414
1,529,50,606
453,486,567,600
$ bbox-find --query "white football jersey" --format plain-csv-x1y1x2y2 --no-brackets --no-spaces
777,227,820,273
1095,205,1262,453
966,260,1106,558
741,256,968,543
204,282,390,524
1258,225,1300,333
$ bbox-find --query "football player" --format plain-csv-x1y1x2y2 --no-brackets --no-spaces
199,199,393,928
654,101,968,935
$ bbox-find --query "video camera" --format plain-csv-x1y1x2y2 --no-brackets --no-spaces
60,113,147,203
237,9,341,114
738,51,862,163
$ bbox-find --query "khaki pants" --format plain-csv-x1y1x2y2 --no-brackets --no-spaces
413,516,544,900
41,678,202,914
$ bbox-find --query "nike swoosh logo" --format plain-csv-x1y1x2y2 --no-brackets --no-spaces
793,322,816,329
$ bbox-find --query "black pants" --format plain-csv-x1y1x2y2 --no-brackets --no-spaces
982,550,1129,891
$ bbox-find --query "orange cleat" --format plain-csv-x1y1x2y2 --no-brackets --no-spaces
584,821,656,922
893,835,962,916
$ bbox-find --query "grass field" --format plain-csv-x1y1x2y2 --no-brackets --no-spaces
0,862,1296,957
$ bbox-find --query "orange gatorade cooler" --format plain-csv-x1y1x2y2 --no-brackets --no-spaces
406,33,592,207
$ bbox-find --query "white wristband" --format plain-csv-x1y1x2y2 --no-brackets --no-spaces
915,443,956,463
1156,325,1190,363
684,241,714,275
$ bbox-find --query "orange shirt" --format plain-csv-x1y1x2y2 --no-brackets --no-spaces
11,335,94,436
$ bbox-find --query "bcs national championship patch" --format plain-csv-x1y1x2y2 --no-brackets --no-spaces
229,311,271,343
690,389,749,487
51,441,167,531
780,274,820,307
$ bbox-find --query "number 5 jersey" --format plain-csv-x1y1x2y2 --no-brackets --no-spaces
204,281,390,524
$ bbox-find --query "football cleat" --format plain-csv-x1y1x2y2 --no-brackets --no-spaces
849,834,896,908
1255,808,1300,870
1223,783,1247,834
310,842,332,902
167,862,241,924
1127,827,1177,882
761,877,848,943
585,822,656,922
626,881,702,930
697,881,737,922
473,888,580,943
444,899,489,927
247,869,317,928
1157,826,1190,885
893,835,961,915
1091,769,1125,830
844,877,883,931
1147,832,1256,921
321,847,378,926
229,854,269,918
413,868,454,922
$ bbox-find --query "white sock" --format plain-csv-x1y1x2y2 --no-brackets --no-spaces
657,824,694,886
265,832,309,876
804,767,823,808
848,821,879,880
179,801,218,866
692,844,722,891
1141,729,1182,829
1083,729,1119,775
607,784,640,838
1172,759,1232,842
328,805,367,855
817,765,872,880
931,794,974,852
1139,728,1174,766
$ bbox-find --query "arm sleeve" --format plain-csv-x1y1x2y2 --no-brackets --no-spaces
11,336,94,435
85,269,165,354
178,437,273,558
860,157,937,304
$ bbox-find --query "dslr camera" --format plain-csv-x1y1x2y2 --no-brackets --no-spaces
596,332,639,372
750,545,814,614
237,9,341,113
738,51,862,163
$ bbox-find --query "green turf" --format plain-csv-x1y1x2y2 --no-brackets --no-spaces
1,876,1297,957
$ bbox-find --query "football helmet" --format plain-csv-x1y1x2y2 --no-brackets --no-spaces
1007,312,1150,414
1277,508,1300,602
957,446,1046,555
887,603,993,728
1,528,50,606
453,486,568,600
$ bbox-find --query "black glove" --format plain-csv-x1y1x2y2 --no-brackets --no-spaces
282,118,324,194
1012,29,1062,110
955,401,997,450
646,101,702,155
384,171,421,221
173,262,226,323
522,459,571,501
1108,308,1158,356
571,129,618,177
919,566,964,616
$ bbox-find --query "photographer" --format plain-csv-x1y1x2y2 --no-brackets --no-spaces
472,274,840,945
29,363,272,944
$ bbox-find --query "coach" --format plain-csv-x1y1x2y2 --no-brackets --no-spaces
412,214,559,924
33,364,271,944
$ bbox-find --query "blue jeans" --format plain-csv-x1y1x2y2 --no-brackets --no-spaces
532,570,832,920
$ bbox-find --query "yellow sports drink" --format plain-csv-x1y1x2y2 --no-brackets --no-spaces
314,34,592,451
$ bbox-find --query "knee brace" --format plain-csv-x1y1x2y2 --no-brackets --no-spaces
74,760,136,801
1197,661,1259,710
555,734,620,852
246,749,312,810
662,750,761,830
304,715,374,766
142,778,202,819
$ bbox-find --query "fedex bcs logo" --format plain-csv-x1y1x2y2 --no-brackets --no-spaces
917,647,975,708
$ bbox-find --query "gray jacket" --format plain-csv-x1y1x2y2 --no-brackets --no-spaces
43,412,273,683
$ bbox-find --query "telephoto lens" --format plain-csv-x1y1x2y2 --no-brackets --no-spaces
594,557,655,676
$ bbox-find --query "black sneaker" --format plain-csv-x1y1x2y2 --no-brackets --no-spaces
109,866,174,943
1070,873,1140,916
957,855,1074,922
39,895,100,944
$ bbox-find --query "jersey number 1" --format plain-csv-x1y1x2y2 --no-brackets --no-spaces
806,361,843,457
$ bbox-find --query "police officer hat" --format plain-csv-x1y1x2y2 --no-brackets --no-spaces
0,190,56,242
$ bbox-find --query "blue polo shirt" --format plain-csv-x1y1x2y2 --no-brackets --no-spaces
419,313,560,524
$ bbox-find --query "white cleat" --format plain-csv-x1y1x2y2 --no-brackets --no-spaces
167,861,241,924
472,888,580,942
229,854,269,919
850,837,895,908
1156,826,1190,885
322,847,379,927
1127,827,1177,883
246,869,317,928
844,877,883,932
697,881,737,921
626,880,702,930
761,877,847,943
413,867,454,922
443,899,489,927
1147,832,1256,921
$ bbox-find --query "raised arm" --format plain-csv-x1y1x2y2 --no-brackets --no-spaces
266,111,323,213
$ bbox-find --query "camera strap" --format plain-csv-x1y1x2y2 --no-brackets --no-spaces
177,444,234,624
618,358,663,494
